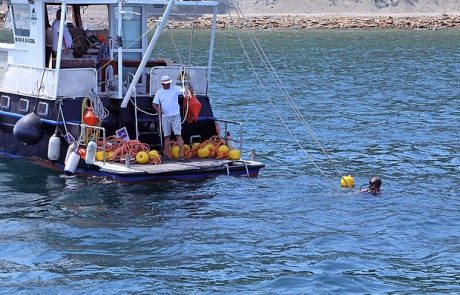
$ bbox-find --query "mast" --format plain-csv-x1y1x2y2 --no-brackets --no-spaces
207,5,218,96
52,4,67,99
120,0,176,108
117,0,123,98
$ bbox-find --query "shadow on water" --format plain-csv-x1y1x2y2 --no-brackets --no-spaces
0,156,216,223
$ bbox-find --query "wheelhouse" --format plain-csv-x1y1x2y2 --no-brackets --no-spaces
2,0,218,100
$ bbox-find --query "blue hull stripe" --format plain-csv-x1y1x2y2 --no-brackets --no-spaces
0,110,79,126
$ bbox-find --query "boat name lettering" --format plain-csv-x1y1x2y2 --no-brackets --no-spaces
14,37,35,44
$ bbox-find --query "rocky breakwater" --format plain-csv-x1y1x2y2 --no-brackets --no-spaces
161,14,460,30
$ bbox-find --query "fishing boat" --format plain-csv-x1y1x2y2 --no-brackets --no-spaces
0,0,264,182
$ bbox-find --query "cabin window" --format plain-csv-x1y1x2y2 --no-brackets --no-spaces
37,102,49,116
112,6,142,49
18,98,30,113
12,3,31,37
122,6,142,49
0,96,10,110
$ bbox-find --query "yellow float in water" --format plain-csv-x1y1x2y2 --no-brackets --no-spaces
228,150,241,160
198,147,210,158
341,175,355,187
136,151,149,164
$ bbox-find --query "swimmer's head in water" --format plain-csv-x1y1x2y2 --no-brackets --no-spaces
368,176,382,193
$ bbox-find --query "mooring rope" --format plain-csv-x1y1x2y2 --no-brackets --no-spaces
169,31,184,65
187,1,199,68
226,0,352,190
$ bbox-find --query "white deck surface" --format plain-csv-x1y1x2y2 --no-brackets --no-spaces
94,158,234,175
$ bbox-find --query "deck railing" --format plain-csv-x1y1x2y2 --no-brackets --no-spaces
80,124,107,165
0,64,97,99
216,118,243,154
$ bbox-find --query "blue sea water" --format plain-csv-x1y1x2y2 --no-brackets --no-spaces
0,29,459,294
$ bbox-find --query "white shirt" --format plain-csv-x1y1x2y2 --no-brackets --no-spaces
153,86,184,117
51,19,72,52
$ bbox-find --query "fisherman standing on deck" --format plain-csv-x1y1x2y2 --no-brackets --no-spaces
51,9,73,58
152,75,185,161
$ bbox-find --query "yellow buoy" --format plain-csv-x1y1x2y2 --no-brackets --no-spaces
228,150,241,160
170,146,180,159
205,143,214,152
136,151,149,164
218,145,229,154
192,142,201,150
341,175,355,187
96,150,104,161
148,150,160,161
106,151,114,161
197,147,210,158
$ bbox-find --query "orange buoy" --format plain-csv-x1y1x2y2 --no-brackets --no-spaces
83,107,99,126
183,93,202,124
78,147,86,159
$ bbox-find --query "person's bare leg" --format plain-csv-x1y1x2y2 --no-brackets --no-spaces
176,135,184,159
163,136,171,158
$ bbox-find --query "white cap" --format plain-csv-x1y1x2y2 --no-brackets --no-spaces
160,75,172,84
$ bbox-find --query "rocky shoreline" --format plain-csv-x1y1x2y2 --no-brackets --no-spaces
161,14,460,30
1,11,459,30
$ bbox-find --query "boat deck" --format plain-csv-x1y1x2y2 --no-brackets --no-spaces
94,158,263,176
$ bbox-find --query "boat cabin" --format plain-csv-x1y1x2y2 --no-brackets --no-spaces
1,0,218,100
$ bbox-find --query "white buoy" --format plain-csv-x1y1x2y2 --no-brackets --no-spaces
85,140,97,165
64,150,80,175
47,133,61,161
65,142,76,165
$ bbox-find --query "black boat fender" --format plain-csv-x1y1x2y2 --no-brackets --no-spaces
13,112,44,145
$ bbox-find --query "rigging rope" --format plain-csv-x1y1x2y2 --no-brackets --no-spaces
187,1,199,68
226,0,352,190
177,2,199,126
229,22,339,190
87,91,109,121
169,30,184,65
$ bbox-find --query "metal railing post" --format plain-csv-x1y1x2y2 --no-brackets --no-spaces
80,124,107,165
